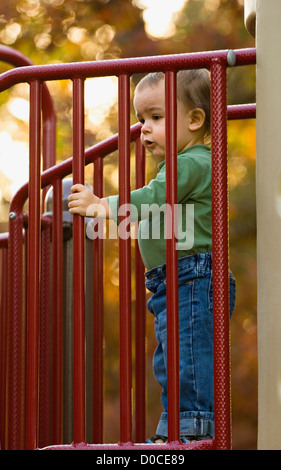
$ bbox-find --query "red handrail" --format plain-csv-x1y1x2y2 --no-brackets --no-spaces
0,45,56,170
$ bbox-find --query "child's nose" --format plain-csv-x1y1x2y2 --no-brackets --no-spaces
141,121,151,134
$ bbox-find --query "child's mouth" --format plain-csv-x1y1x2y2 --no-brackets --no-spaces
145,140,155,148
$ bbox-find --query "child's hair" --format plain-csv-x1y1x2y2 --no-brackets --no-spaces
136,69,211,139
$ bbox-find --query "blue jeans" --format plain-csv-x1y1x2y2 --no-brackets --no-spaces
145,252,236,438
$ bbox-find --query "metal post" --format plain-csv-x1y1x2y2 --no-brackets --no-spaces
72,77,86,444
7,211,24,450
165,70,180,443
25,79,42,450
134,137,146,443
51,179,63,444
210,59,231,450
118,73,132,443
0,243,8,449
92,156,104,443
38,218,51,448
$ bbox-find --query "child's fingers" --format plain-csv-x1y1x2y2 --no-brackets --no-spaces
68,193,79,203
68,185,86,203
70,183,85,193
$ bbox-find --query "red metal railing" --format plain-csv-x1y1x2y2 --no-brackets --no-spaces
0,46,256,450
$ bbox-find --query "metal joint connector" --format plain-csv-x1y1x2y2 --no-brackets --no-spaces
9,211,16,220
227,50,236,67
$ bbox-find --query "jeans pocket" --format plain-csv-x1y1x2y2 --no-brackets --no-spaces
178,278,194,287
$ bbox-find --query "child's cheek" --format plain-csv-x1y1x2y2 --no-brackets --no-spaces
140,133,146,146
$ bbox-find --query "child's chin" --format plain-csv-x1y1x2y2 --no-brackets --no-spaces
150,149,165,158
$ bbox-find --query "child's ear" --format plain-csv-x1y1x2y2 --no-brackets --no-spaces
188,108,206,131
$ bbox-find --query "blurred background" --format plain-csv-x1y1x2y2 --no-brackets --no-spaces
0,0,256,449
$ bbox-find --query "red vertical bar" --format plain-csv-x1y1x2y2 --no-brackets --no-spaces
0,246,8,449
42,94,56,211
118,73,132,443
51,179,63,444
165,71,180,443
25,79,42,450
210,59,231,450
93,156,104,443
7,211,24,449
72,77,86,444
134,137,146,442
39,220,51,448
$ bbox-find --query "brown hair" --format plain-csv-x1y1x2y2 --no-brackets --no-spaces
136,69,211,137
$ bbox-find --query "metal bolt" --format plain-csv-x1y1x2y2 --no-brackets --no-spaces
227,50,236,67
9,211,16,220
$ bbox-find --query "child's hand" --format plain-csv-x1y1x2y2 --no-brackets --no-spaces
68,184,113,219
68,184,101,217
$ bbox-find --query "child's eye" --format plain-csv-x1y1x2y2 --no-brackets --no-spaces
153,115,162,121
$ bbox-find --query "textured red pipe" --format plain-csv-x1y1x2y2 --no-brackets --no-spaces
0,48,256,92
7,212,24,449
51,179,63,444
92,156,104,443
0,246,8,449
118,74,132,444
0,45,56,171
25,80,42,450
39,218,51,448
165,71,180,443
72,78,86,444
210,60,231,450
227,103,256,120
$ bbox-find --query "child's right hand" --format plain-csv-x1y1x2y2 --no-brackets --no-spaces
68,184,113,219
68,184,101,217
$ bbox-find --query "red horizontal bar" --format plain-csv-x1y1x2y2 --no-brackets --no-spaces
0,48,256,92
227,103,256,120
39,439,215,450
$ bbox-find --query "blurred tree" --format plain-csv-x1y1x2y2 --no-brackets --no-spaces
0,0,257,449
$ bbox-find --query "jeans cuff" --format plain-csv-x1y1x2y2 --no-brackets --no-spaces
156,411,215,438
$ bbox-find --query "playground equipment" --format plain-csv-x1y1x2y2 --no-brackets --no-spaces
0,42,256,449
245,0,281,451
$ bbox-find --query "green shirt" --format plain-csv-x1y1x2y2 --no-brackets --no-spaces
107,144,212,270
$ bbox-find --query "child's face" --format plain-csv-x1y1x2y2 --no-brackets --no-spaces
134,79,193,159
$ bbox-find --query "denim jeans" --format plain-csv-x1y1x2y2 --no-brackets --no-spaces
145,252,236,438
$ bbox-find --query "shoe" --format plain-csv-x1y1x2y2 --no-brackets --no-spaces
146,435,167,444
146,434,213,444
181,434,212,443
